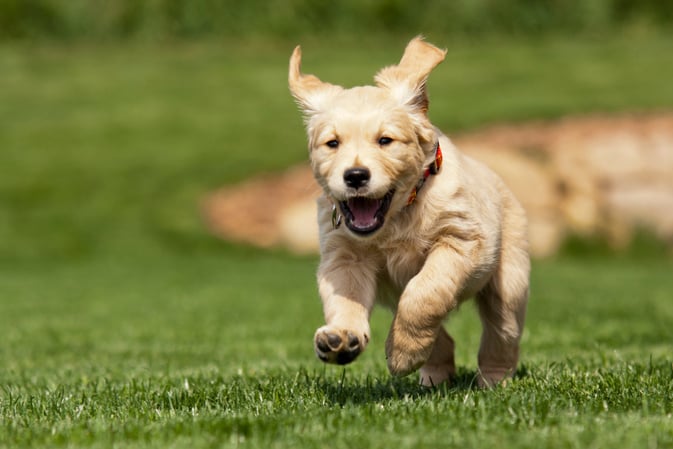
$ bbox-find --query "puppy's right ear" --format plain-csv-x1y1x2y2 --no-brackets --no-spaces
374,37,446,115
289,46,341,116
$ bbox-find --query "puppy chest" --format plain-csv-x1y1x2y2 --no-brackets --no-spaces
383,248,426,289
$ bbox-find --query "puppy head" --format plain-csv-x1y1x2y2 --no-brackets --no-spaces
289,37,446,237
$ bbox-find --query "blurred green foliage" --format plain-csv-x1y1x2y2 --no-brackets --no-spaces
1,0,672,40
2,36,673,262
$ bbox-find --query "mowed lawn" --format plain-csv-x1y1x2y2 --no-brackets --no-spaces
1,35,673,448
1,252,672,448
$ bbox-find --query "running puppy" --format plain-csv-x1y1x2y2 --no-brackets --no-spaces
288,37,530,387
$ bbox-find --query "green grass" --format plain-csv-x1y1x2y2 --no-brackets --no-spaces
1,35,673,448
1,253,672,448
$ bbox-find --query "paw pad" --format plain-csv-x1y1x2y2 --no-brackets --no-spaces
314,329,365,365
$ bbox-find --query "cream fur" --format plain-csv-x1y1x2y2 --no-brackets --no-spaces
289,37,530,387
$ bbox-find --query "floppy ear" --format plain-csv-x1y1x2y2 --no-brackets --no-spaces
289,46,342,116
374,36,446,114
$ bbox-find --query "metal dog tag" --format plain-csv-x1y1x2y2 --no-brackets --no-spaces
331,204,342,229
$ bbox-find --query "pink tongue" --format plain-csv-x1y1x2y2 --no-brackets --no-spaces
348,197,381,228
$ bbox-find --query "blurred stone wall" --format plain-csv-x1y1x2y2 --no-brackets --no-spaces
204,113,673,258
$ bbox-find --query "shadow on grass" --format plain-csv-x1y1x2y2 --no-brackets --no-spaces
314,363,533,406
315,368,507,406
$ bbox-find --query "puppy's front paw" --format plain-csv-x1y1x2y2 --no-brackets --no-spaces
314,326,368,365
385,328,435,377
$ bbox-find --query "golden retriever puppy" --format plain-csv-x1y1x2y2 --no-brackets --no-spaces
288,37,530,387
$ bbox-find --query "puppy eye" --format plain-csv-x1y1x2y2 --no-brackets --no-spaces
378,136,393,146
326,139,339,149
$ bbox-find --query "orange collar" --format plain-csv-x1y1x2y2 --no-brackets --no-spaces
407,142,442,206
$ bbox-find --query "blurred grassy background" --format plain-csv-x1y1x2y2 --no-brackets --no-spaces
1,0,672,40
2,34,673,262
2,0,673,264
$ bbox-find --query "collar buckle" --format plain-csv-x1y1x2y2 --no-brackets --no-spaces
407,142,442,206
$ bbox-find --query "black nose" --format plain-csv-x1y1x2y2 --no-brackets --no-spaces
343,167,371,188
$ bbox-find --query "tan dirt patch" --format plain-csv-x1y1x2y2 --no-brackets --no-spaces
204,112,673,257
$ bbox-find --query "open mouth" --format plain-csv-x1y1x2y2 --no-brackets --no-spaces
339,190,395,235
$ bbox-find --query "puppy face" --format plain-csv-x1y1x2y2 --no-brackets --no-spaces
289,38,446,237
307,87,426,235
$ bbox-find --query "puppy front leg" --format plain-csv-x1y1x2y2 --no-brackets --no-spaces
419,327,456,386
315,250,377,365
386,243,473,377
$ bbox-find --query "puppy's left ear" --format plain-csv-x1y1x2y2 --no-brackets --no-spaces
289,46,342,116
374,36,446,114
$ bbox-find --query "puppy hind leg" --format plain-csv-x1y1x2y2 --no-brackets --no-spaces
419,326,456,387
476,247,529,388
